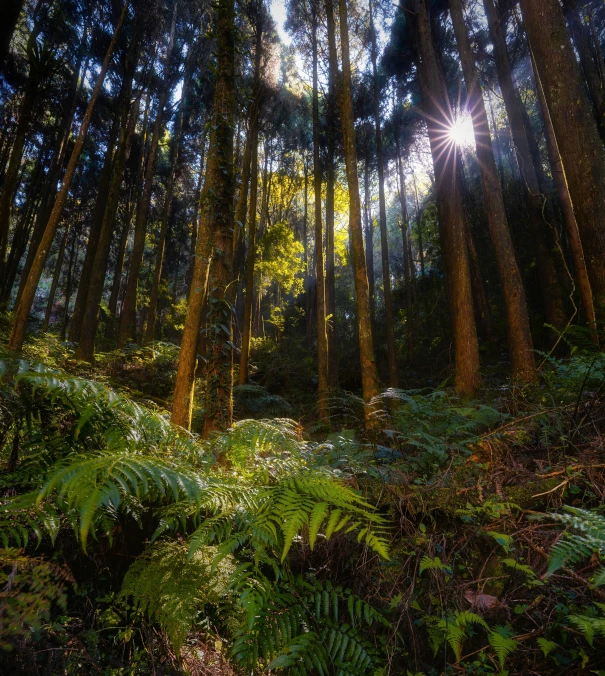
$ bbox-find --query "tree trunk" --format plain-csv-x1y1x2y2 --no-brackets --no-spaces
145,75,190,345
363,160,376,329
325,0,339,388
118,6,177,347
531,52,598,345
369,0,397,387
336,0,380,418
61,226,79,341
0,11,44,272
8,1,128,353
14,37,89,308
562,0,605,141
41,224,70,333
69,108,121,343
75,86,139,361
450,0,535,380
104,202,131,339
239,13,264,386
395,132,414,362
173,0,236,431
413,0,481,395
312,6,329,422
520,0,605,335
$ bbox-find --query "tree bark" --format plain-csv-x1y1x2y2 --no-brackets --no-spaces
520,0,605,336
118,6,177,347
450,0,535,380
562,0,605,141
369,0,397,387
145,74,190,346
0,10,43,272
531,52,597,345
413,0,481,395
484,0,567,337
325,0,339,388
41,224,70,333
75,86,139,361
336,0,380,418
69,107,121,343
8,1,128,353
395,132,414,362
312,6,329,422
172,0,236,431
238,11,264,386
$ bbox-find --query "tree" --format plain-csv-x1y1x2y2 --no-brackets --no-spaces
450,0,535,381
520,0,605,335
172,0,236,431
8,1,129,353
483,0,567,337
334,0,380,419
369,0,398,388
311,1,329,422
411,0,480,395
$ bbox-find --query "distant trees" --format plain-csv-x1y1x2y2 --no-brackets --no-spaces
3,0,605,434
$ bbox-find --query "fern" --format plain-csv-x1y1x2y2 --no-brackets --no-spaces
546,506,605,583
430,611,488,662
488,625,518,669
119,541,237,652
231,575,388,674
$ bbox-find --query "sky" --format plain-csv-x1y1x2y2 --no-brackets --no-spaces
270,0,291,46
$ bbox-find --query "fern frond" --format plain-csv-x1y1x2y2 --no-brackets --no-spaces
488,625,518,669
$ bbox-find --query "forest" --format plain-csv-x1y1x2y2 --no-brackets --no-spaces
2,0,605,672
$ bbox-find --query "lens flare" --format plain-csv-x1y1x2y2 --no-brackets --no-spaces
448,114,475,148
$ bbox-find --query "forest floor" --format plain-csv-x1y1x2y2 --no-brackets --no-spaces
2,325,605,674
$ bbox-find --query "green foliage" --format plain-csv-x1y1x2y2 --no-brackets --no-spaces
546,506,605,583
487,625,518,669
0,548,73,649
377,389,503,471
0,355,390,670
231,575,389,674
120,541,236,652
428,611,488,662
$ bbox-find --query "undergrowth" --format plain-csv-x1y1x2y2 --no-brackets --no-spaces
1,340,605,674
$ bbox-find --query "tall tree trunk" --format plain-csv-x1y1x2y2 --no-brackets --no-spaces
8,1,128,353
369,0,397,387
1,142,47,303
61,226,79,341
562,0,605,141
0,10,43,272
312,6,329,422
450,0,535,380
325,0,339,388
363,160,376,329
104,200,131,339
520,0,605,334
335,0,379,418
484,0,567,337
145,74,190,345
69,108,121,343
75,86,139,361
118,6,177,347
41,224,70,333
395,133,414,362
173,0,236,431
14,36,90,308
531,53,597,344
413,0,481,395
239,13,263,386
